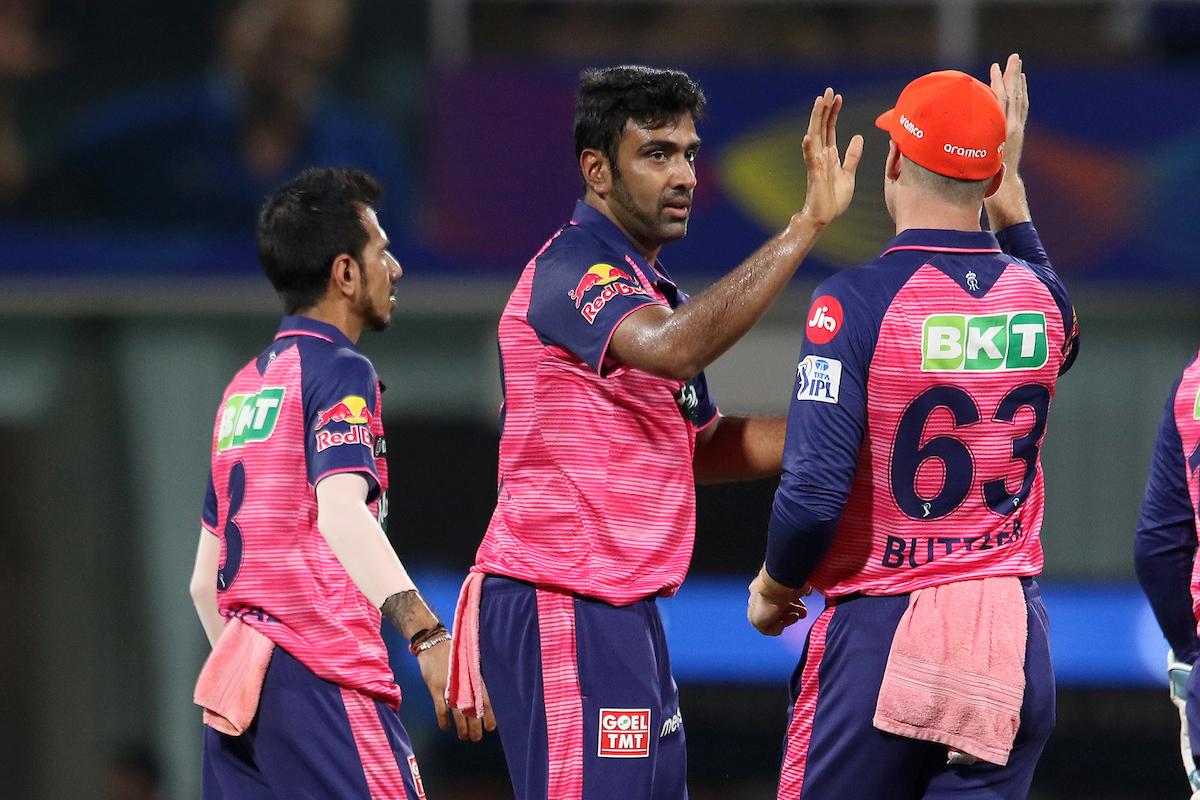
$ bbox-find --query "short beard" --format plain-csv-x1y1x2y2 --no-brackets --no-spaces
357,263,392,332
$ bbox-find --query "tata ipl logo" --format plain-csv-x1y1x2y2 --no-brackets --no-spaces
217,388,285,452
922,312,1047,371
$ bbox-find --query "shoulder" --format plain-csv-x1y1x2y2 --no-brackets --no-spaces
297,339,378,384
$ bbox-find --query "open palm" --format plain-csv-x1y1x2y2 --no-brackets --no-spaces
801,88,864,227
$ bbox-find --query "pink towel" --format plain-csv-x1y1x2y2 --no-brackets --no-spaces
872,577,1027,766
447,569,490,718
193,617,275,736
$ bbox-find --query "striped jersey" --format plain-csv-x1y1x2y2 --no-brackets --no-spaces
766,224,1078,597
474,200,719,606
201,315,399,706
1135,351,1200,663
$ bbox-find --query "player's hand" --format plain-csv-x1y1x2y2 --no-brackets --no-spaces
798,87,864,229
984,53,1032,229
747,566,809,636
417,640,497,741
1167,652,1200,795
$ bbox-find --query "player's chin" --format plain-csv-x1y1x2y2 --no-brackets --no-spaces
657,219,689,241
366,311,393,332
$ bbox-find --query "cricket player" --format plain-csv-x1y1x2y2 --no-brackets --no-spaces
447,65,863,799
1135,350,1200,799
190,167,487,799
748,56,1079,799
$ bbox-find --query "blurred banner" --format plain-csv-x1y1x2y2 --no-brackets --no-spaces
390,572,1171,697
6,64,1199,286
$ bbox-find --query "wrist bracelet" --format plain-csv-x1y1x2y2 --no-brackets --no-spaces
409,630,451,656
408,623,445,649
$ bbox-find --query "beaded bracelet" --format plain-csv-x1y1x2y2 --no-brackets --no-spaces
408,623,450,656
409,629,451,656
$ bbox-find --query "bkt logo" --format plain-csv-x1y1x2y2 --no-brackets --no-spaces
922,312,1048,372
217,387,284,453
796,355,842,404
598,708,651,758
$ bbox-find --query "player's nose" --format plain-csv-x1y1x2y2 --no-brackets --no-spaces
387,251,403,281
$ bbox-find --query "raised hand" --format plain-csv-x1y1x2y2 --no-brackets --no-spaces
990,53,1028,174
800,87,864,228
985,54,1032,228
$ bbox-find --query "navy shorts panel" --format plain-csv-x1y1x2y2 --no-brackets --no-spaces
785,580,1054,800
479,575,687,800
202,646,421,799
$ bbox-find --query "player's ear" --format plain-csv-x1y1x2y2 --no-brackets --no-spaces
580,148,611,198
983,163,1006,198
329,253,358,299
885,141,902,183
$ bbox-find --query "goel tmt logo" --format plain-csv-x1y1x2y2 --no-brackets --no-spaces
922,312,1047,372
598,708,651,758
217,388,284,452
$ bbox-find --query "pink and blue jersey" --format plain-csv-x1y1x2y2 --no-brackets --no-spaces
1136,351,1200,663
474,200,718,606
766,224,1079,597
201,316,399,706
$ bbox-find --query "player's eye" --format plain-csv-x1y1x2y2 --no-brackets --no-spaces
685,150,698,163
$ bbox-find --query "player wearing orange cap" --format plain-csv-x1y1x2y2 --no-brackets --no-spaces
747,55,1079,799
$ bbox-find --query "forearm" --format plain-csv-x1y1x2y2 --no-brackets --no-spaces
694,416,785,484
616,213,826,379
317,498,418,609
984,174,1031,230
189,529,225,647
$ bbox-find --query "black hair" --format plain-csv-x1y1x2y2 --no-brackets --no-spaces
574,65,706,173
256,167,382,314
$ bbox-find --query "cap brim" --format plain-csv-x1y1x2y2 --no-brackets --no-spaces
875,108,894,133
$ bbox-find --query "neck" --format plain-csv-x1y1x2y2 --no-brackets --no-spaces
892,189,984,235
296,303,362,344
584,193,662,264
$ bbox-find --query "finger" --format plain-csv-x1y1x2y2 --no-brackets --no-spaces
806,94,825,152
484,706,498,732
434,694,451,732
1004,53,1022,102
451,706,471,740
989,62,1005,107
842,134,864,177
465,713,484,743
826,92,842,153
1020,73,1029,123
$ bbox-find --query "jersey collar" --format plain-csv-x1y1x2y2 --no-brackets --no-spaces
274,315,358,352
880,228,1002,258
569,200,677,293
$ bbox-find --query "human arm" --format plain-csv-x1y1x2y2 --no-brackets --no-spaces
316,473,494,741
189,528,225,647
747,282,871,633
608,89,864,380
693,415,785,484
1134,374,1200,665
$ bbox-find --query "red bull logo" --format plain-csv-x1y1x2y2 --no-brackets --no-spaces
567,263,637,308
313,395,373,430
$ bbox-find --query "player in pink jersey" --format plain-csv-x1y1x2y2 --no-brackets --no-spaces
1136,351,1200,798
445,66,863,799
190,168,490,800
747,57,1080,799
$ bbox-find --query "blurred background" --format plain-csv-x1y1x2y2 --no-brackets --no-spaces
2,0,1198,797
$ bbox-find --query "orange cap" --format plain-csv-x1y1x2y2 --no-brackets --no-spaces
875,70,1005,181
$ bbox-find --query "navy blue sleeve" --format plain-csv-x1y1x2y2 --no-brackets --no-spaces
998,223,1080,375
527,238,663,374
1135,372,1200,663
202,470,218,533
303,348,382,502
764,277,875,588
